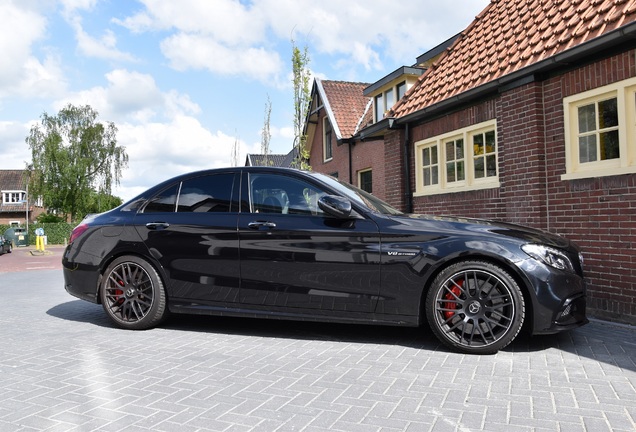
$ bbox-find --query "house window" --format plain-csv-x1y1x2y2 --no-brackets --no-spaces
473,130,497,179
2,191,26,204
421,146,439,187
385,88,395,111
374,94,384,122
563,77,636,180
415,120,499,195
359,169,372,193
445,138,465,184
374,81,408,122
323,118,333,161
397,81,407,100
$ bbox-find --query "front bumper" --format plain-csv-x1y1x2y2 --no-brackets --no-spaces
536,292,588,334
517,258,588,334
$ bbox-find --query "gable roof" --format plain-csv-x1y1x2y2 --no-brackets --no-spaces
317,79,372,138
0,170,27,213
245,147,300,168
0,170,26,191
392,0,636,119
245,153,289,167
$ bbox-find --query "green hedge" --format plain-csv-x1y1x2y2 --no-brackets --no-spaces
0,222,74,246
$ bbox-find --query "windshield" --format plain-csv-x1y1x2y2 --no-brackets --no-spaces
310,172,403,215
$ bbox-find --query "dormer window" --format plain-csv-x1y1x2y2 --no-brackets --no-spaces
397,81,407,100
2,191,26,204
373,81,406,122
374,94,384,122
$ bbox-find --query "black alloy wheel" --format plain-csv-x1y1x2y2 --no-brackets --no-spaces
100,256,167,330
426,261,525,354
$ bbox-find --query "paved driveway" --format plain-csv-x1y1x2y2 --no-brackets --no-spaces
0,264,635,431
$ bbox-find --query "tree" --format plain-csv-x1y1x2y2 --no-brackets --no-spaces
231,131,240,167
291,39,311,170
25,104,128,221
261,94,272,166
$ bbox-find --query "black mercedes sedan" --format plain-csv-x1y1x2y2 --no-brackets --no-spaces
63,167,587,354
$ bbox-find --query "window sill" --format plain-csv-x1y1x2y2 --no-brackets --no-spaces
414,180,500,197
561,166,636,181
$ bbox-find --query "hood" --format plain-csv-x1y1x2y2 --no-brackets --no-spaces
392,213,573,250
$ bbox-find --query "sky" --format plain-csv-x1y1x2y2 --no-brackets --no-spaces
0,0,490,201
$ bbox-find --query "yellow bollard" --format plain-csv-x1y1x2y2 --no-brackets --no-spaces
35,228,46,252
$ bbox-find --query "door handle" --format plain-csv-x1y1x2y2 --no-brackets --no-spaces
146,222,170,230
248,221,277,229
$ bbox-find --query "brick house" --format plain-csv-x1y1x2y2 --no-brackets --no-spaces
305,79,387,199
356,0,636,324
0,170,44,226
305,37,458,199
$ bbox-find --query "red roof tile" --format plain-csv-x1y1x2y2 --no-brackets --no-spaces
320,80,371,138
392,0,636,118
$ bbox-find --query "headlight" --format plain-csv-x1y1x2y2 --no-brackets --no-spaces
521,244,575,272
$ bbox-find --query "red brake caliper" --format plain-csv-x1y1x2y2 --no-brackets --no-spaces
115,280,125,305
443,279,463,319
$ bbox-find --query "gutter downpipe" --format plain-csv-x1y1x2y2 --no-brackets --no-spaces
348,140,353,185
403,123,413,213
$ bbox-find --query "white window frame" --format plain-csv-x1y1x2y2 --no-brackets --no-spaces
414,120,500,196
323,117,333,162
2,190,26,204
358,168,372,193
374,81,407,122
562,76,636,180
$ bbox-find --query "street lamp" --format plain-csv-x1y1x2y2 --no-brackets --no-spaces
17,184,28,233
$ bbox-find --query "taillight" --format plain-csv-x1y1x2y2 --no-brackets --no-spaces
69,223,89,244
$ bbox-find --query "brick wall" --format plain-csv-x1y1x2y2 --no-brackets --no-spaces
351,139,386,200
384,50,636,325
309,110,387,200
383,129,405,209
407,100,507,220
543,51,636,323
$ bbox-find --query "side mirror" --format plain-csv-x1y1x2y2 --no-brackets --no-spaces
318,195,352,219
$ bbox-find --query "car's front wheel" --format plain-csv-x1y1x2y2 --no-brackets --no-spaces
100,256,168,330
425,260,525,354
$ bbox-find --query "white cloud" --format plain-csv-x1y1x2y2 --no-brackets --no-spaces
114,118,260,200
54,69,190,123
114,0,486,87
59,0,98,15
0,121,32,169
160,34,283,83
116,0,267,46
50,68,246,201
74,24,136,62
0,2,66,100
258,0,483,70
65,9,136,62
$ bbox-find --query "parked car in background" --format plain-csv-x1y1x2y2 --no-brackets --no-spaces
62,167,587,354
0,235,12,255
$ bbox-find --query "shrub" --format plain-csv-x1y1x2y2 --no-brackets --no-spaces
0,222,74,246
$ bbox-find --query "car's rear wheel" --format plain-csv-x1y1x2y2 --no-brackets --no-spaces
425,260,525,354
100,256,167,330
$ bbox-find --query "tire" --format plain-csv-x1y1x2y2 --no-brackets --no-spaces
425,260,525,354
100,256,168,330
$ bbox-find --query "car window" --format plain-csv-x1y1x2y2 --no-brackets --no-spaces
142,184,179,213
141,173,237,213
177,173,236,213
250,173,326,216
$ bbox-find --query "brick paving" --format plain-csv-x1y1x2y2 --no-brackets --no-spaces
0,268,635,431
